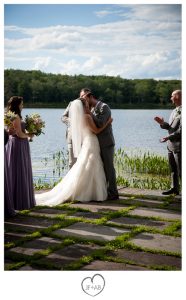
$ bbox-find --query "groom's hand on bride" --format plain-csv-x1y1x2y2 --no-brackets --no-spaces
106,117,113,126
109,117,113,124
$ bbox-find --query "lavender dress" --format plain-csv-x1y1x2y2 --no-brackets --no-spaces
5,122,35,210
4,130,15,217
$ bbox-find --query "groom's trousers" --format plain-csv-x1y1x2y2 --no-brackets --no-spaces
100,145,118,197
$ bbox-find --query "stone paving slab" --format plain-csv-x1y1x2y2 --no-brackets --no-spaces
38,243,101,269
130,233,181,253
70,202,130,213
129,207,181,220
5,215,58,233
81,260,148,270
29,208,69,218
4,259,17,270
168,203,181,211
8,237,62,256
5,232,27,244
67,211,103,220
108,216,170,229
53,222,130,241
19,265,37,271
109,249,181,269
32,208,68,214
119,187,182,199
119,197,164,208
118,187,164,197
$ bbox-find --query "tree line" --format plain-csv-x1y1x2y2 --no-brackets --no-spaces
4,69,181,108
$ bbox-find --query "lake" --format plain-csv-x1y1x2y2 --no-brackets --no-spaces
22,108,171,182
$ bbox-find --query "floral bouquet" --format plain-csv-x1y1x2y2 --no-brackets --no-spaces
4,111,17,128
25,113,45,141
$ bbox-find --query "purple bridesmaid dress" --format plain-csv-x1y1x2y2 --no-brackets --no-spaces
4,130,16,217
5,122,35,210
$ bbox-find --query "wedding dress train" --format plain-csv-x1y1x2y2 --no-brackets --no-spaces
35,100,107,206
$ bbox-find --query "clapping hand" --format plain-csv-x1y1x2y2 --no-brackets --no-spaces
159,136,169,143
154,116,164,125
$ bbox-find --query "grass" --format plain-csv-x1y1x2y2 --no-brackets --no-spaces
115,149,170,175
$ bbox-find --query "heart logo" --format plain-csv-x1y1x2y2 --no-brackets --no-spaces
81,274,105,297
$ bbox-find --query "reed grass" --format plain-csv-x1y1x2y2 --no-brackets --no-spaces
114,148,169,175
52,149,69,177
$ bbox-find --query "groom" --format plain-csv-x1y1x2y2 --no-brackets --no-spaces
80,88,119,200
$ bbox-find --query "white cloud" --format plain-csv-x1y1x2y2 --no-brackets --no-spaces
82,56,102,71
95,4,181,23
95,9,123,18
60,59,80,74
127,4,181,22
95,10,113,18
33,56,51,71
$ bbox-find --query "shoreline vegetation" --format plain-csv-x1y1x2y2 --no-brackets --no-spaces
33,149,171,191
23,103,173,109
4,69,181,109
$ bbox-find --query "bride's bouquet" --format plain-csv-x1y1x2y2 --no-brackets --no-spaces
25,113,45,140
4,111,17,128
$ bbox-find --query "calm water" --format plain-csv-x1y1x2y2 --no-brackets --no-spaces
22,108,171,182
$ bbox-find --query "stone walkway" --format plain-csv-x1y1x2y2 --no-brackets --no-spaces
4,187,181,271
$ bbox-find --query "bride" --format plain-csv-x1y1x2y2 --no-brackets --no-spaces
35,99,112,206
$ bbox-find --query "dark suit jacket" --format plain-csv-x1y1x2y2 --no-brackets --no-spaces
161,107,181,153
92,101,115,148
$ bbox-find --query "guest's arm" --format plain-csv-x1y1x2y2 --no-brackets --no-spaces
161,122,181,143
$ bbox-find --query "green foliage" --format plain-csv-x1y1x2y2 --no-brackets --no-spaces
4,69,181,108
115,149,170,175
115,149,171,190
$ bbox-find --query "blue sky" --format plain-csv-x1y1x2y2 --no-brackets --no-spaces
4,4,182,79
5,4,125,27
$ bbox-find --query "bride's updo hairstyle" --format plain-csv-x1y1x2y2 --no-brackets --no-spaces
7,96,23,119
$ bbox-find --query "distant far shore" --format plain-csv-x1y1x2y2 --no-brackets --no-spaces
22,102,173,109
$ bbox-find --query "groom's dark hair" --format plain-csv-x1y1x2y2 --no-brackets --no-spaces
80,88,98,100
80,88,92,96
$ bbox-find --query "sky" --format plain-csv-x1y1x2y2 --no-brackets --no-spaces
4,4,182,80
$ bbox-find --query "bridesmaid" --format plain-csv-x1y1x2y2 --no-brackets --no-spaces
4,129,16,217
5,96,35,210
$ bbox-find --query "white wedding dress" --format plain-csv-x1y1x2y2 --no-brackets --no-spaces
35,100,107,206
